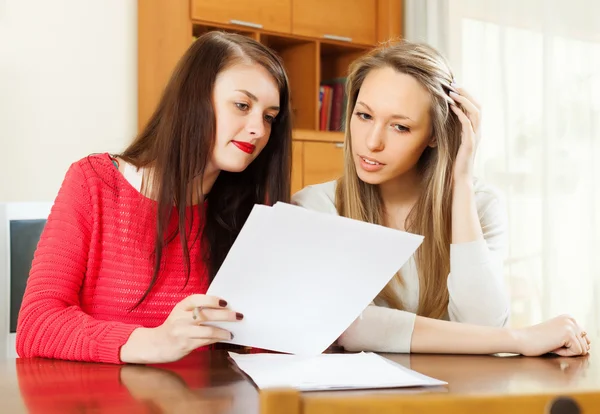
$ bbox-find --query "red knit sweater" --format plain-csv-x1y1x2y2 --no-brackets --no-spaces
17,153,223,364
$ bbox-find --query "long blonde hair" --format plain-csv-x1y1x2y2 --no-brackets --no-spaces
336,40,463,319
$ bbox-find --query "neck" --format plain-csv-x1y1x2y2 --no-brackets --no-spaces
379,167,422,207
378,168,422,230
142,163,221,206
191,164,220,204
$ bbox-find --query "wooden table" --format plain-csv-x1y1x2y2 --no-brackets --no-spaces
0,351,599,413
287,353,600,414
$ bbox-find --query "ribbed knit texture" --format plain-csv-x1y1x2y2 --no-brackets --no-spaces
16,153,216,364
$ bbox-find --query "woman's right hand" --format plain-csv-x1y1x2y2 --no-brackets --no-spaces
513,314,591,357
120,294,243,364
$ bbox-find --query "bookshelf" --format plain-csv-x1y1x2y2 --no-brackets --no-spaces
138,0,403,195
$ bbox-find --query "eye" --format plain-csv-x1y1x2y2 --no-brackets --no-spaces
355,112,372,121
264,114,276,124
235,102,250,111
393,124,410,133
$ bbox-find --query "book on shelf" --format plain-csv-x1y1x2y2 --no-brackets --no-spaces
319,77,347,132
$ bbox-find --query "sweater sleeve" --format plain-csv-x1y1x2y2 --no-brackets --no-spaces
337,305,416,353
447,187,510,327
16,162,141,364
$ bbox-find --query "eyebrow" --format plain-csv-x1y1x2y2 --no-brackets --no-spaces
356,101,413,121
236,89,280,111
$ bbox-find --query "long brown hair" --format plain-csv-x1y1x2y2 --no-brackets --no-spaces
336,40,463,319
120,32,292,307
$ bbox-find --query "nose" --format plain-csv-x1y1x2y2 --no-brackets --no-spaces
246,113,266,139
365,123,385,152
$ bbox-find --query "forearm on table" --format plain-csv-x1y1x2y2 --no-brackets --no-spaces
411,314,518,354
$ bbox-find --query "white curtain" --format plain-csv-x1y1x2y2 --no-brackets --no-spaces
405,0,600,337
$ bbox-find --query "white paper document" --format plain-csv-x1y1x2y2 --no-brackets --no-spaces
206,202,423,355
228,352,447,391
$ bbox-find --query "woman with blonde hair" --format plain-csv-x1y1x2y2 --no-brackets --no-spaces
293,40,590,357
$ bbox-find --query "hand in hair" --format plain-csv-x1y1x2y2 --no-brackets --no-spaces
449,86,481,134
120,295,242,364
513,314,591,357
449,86,481,181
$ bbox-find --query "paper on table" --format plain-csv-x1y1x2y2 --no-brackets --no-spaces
206,202,423,356
228,352,447,391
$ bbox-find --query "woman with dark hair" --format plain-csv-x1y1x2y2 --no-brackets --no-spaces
16,31,292,364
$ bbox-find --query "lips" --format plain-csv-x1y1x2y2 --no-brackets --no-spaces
358,155,385,172
231,140,256,154
359,155,385,166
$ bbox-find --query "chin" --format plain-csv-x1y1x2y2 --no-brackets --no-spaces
221,162,251,173
356,173,386,185
354,165,386,185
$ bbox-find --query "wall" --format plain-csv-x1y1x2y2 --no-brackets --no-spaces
0,0,137,202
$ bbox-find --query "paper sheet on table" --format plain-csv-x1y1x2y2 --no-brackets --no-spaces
228,352,447,391
206,202,423,355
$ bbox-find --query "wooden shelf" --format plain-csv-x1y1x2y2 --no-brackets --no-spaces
293,129,344,143
320,41,370,81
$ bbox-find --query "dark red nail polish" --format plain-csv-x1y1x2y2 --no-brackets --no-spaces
219,299,228,307
236,312,244,320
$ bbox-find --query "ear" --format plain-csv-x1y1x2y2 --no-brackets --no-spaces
428,136,437,148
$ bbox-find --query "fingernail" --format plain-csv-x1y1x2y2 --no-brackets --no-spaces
219,299,228,307
451,82,459,88
449,91,458,97
236,312,244,320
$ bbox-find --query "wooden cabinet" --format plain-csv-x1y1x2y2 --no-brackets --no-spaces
291,130,345,193
302,141,345,187
292,0,377,45
139,0,402,195
138,1,191,132
191,0,292,33
139,0,402,133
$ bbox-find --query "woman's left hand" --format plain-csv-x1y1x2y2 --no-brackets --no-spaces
449,86,481,181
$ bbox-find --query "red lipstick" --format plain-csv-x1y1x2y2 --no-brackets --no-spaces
231,141,256,154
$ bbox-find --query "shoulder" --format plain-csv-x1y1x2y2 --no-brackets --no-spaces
291,180,339,215
72,153,116,176
64,153,120,185
57,153,124,202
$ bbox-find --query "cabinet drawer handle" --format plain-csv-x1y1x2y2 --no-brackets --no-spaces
323,34,352,42
230,19,263,29
334,142,344,148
